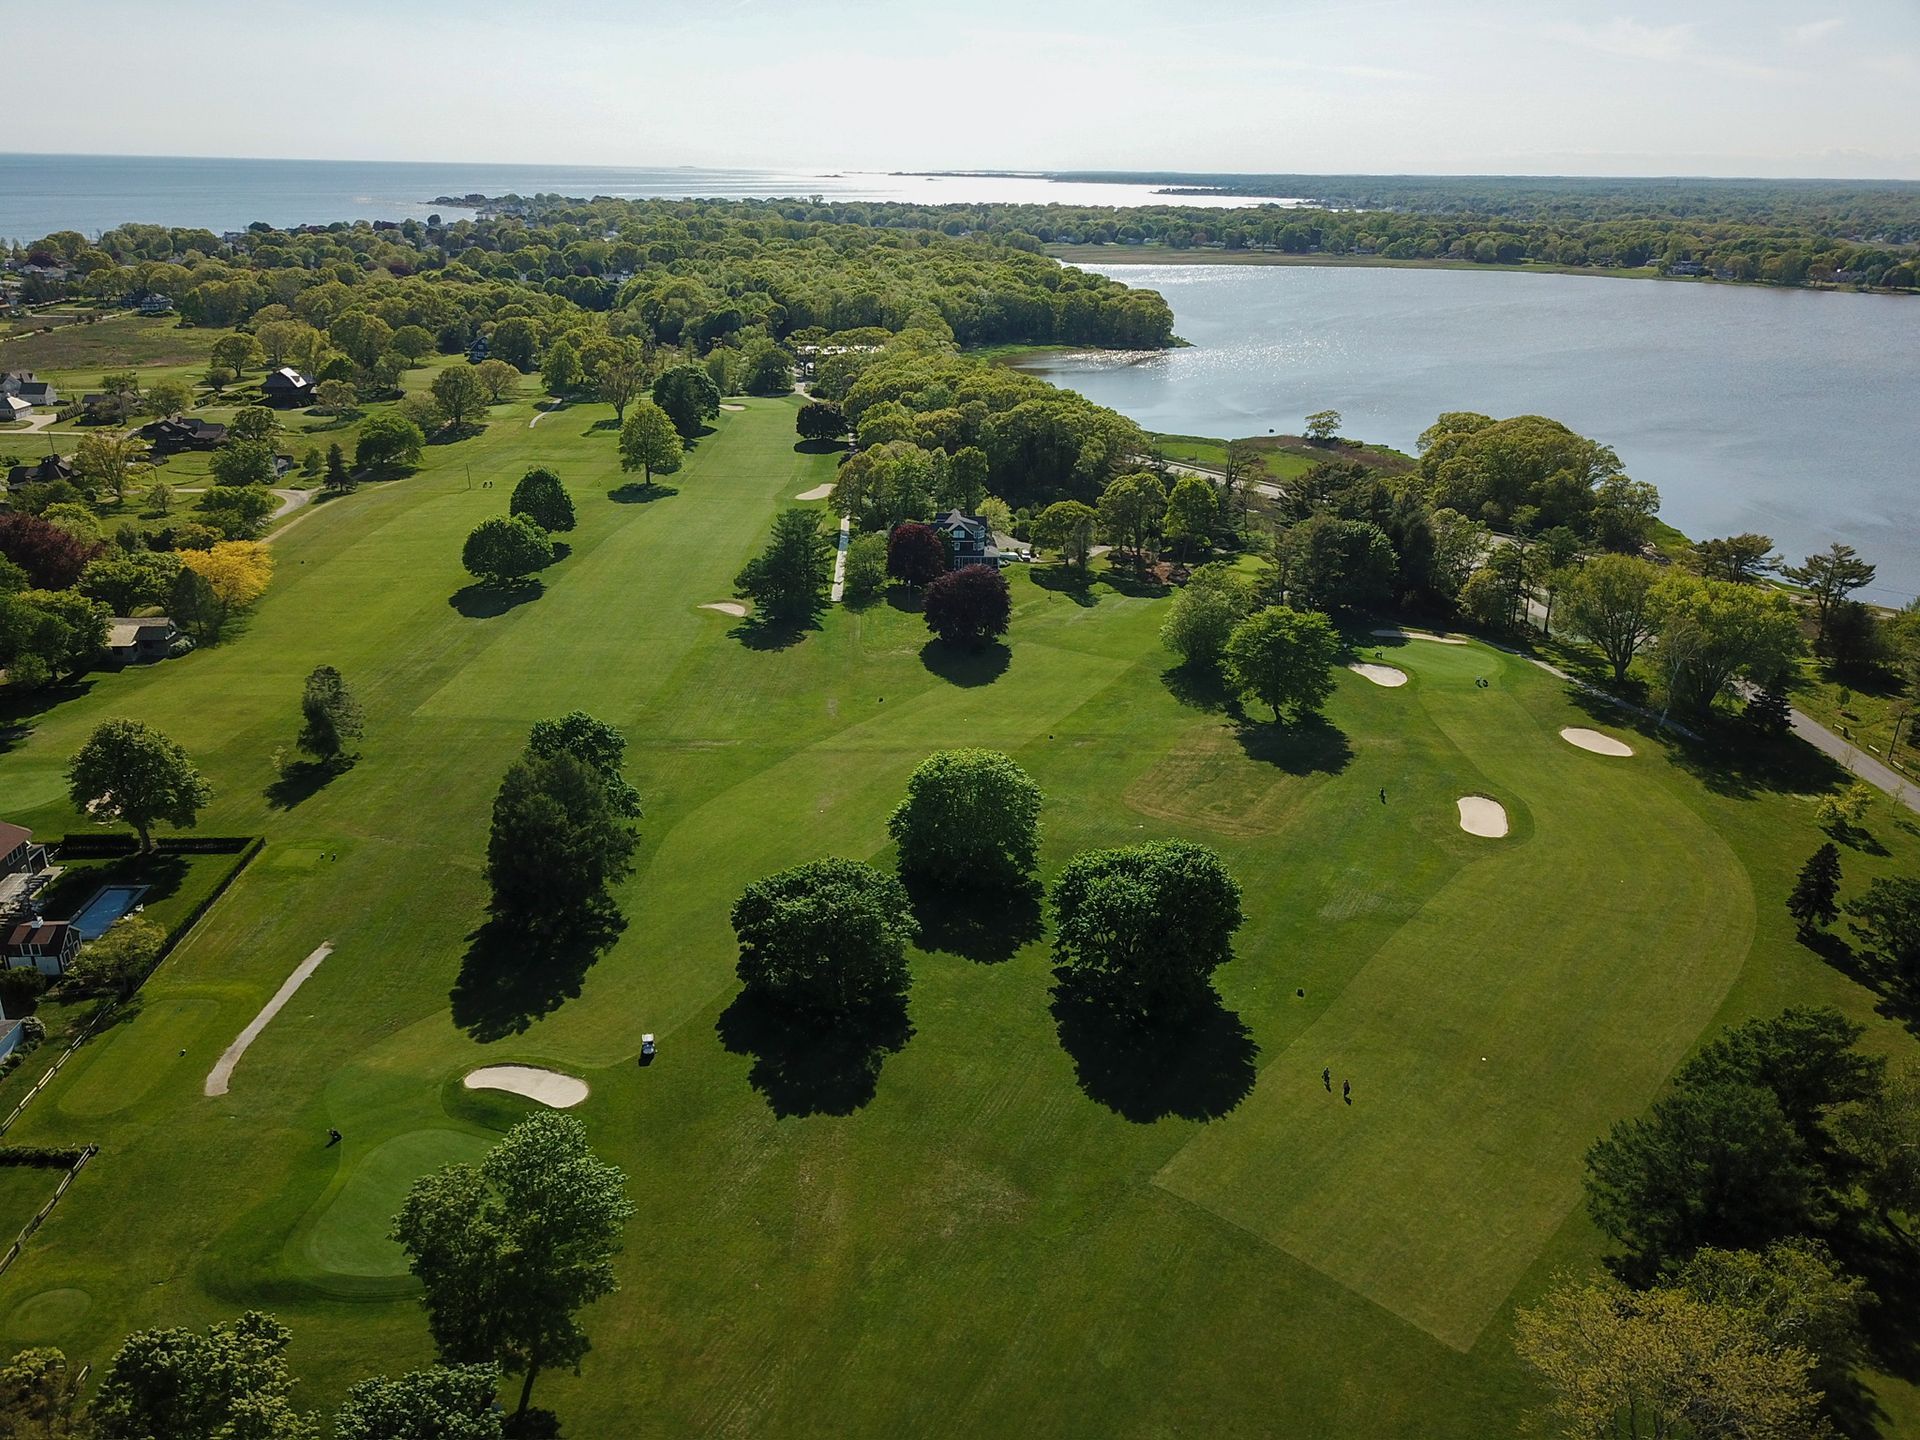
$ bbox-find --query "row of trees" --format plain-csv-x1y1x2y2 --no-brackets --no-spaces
2,1108,632,1437
1519,1008,1920,1435
729,748,1246,1033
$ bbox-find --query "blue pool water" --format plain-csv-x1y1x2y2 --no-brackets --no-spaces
71,884,148,940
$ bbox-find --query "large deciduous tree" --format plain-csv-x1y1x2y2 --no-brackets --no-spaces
1052,840,1243,1018
1031,500,1097,570
1649,575,1804,716
888,749,1042,888
885,521,946,588
616,400,682,489
67,718,212,850
1222,605,1341,723
651,363,721,440
462,516,554,588
1161,563,1252,670
796,400,848,444
525,711,642,818
0,512,98,590
1557,553,1661,681
297,664,364,764
1096,471,1165,565
90,1311,313,1440
73,430,152,507
731,858,916,1018
485,750,636,919
734,508,833,620
431,366,488,432
508,468,575,533
355,415,426,475
334,1365,504,1440
392,1114,633,1427
922,563,1011,647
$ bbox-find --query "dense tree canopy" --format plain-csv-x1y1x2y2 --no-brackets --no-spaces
922,563,1011,647
731,858,916,1018
888,749,1042,887
67,717,211,850
508,467,576,533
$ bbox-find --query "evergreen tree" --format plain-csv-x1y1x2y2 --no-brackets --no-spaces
734,508,832,620
1745,679,1793,736
1787,843,1842,934
323,442,354,493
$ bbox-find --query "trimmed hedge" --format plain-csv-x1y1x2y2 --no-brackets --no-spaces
53,834,256,859
0,1146,89,1168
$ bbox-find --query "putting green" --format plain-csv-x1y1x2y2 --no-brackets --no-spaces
6,1287,92,1341
1158,641,1753,1351
303,1129,492,1279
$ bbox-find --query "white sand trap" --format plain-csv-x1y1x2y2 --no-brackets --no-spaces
700,601,748,617
1560,727,1634,757
796,484,835,501
720,403,746,411
464,1065,589,1109
1373,627,1469,645
1456,796,1509,838
205,943,333,1097
1348,662,1407,688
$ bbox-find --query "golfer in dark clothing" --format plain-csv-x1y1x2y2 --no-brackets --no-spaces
1322,1067,1331,1091
1342,1081,1351,1105
327,1128,342,1147
1379,788,1387,804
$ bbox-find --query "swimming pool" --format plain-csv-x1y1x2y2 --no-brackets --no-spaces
70,884,149,940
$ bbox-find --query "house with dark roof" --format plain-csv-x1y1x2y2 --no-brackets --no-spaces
934,510,1001,568
137,293,173,315
0,823,52,921
5,453,77,491
138,416,227,452
260,367,315,406
15,381,56,407
5,917,79,977
0,371,37,396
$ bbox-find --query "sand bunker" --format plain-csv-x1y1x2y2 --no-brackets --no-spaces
1372,627,1469,645
720,403,747,411
1456,796,1509,838
1347,662,1407,688
796,484,835,501
463,1065,589,1109
1560,727,1634,757
700,601,748,617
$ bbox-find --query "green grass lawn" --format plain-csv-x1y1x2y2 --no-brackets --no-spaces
0,315,218,377
0,395,1914,1436
0,1167,61,1251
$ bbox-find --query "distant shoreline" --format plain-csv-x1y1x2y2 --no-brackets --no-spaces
1045,244,1914,296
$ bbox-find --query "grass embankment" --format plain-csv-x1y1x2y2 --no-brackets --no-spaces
1150,431,1414,480
0,397,1913,1437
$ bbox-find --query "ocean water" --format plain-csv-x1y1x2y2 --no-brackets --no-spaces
1023,263,1920,604
0,154,1290,239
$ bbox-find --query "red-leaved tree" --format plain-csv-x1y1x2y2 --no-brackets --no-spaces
886,521,947,588
924,564,1012,647
0,512,100,590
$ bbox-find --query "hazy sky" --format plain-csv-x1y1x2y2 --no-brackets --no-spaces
24,0,1920,177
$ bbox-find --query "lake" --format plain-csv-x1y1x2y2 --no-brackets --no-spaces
0,154,1289,240
1022,264,1920,605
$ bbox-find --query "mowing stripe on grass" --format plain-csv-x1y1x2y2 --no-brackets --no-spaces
1156,645,1753,1351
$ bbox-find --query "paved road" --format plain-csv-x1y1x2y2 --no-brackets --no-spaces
1160,457,1286,501
829,514,851,602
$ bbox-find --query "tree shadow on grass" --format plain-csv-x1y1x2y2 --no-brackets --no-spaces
1660,718,1851,802
1161,661,1240,715
884,587,925,614
450,898,626,1042
1233,713,1353,776
920,639,1010,687
449,580,545,619
264,757,351,811
584,418,621,434
607,482,678,504
0,678,93,755
730,612,819,652
1828,1221,1920,1429
1029,565,1097,607
904,874,1042,965
792,438,847,456
714,988,912,1117
1049,973,1257,1122
1096,564,1170,599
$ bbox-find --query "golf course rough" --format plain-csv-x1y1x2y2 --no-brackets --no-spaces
0,393,1898,1439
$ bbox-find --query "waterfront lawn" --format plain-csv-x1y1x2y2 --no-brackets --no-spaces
0,396,1913,1438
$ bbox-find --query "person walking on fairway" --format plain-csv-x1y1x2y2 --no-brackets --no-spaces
1322,1067,1331,1091
1379,787,1387,805
1342,1080,1351,1105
